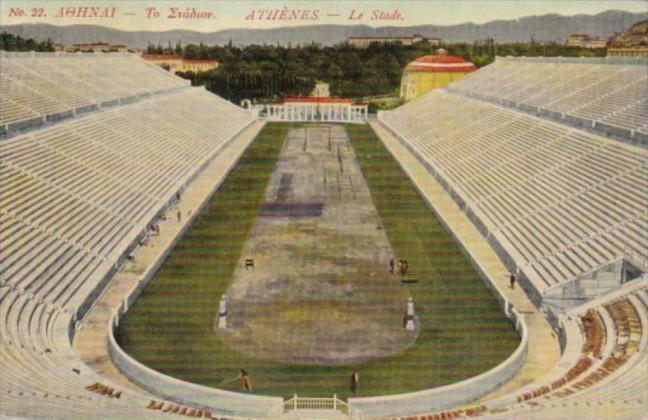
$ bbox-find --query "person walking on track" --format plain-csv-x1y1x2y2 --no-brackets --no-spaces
240,369,252,391
350,370,359,394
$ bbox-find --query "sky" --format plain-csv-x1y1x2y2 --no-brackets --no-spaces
1,0,646,32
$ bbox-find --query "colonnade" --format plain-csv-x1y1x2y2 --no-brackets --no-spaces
265,103,368,123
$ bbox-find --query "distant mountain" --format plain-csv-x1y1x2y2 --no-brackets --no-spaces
2,10,646,47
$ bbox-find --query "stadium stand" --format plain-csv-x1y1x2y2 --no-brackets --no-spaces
446,57,648,146
380,90,648,307
0,53,255,418
2,49,647,419
376,55,648,418
388,281,648,420
1,87,254,311
0,52,189,135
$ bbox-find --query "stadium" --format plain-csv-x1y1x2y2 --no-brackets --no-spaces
0,50,646,420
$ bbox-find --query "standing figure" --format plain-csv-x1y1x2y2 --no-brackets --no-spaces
399,259,409,278
389,258,395,274
177,210,181,222
350,370,359,394
510,274,516,289
240,369,252,391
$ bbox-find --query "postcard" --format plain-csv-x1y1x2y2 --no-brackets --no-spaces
1,1,646,419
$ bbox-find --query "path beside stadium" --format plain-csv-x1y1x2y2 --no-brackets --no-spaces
73,120,267,394
370,121,561,399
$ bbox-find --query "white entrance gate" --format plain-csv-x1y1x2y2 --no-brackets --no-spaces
265,103,368,124
268,394,364,419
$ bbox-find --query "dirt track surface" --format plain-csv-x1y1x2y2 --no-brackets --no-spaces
218,125,415,365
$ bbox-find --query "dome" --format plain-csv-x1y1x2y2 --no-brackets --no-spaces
405,53,477,73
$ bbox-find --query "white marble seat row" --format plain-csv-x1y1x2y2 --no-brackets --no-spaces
447,57,648,137
0,287,176,419
1,88,253,309
0,52,189,128
381,90,648,295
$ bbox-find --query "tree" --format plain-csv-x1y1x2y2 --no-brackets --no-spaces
25,38,38,51
380,53,402,85
326,63,344,81
172,38,605,103
184,44,199,59
198,42,207,59
43,38,53,52
2,32,18,51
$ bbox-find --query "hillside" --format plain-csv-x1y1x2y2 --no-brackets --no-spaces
2,10,646,47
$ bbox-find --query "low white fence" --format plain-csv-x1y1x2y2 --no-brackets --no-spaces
283,394,349,413
264,103,368,124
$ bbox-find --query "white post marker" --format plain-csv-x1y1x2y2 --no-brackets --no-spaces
407,297,415,316
218,295,228,329
406,297,416,331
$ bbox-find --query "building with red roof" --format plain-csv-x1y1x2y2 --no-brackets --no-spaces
400,49,477,101
141,54,218,73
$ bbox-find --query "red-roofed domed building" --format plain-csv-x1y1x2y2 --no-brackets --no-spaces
400,49,477,101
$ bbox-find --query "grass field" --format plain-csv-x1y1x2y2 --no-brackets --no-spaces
117,122,519,399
